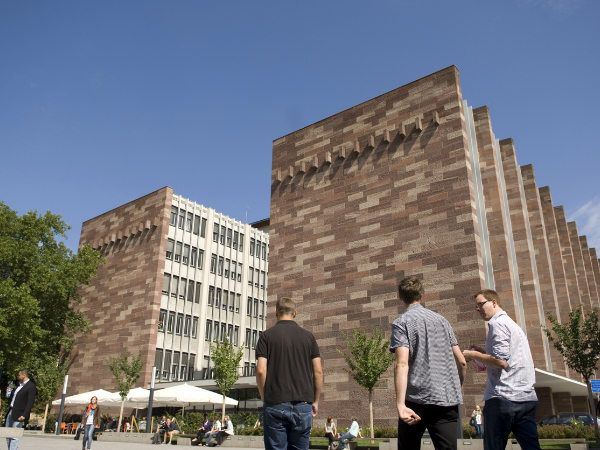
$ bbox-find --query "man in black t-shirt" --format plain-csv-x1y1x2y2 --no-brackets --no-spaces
256,297,323,450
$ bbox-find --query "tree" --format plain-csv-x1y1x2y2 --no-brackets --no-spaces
337,328,395,440
31,356,69,432
106,348,144,433
0,201,103,378
542,306,600,444
211,339,244,419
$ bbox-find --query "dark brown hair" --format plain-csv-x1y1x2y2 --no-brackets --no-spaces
398,277,424,304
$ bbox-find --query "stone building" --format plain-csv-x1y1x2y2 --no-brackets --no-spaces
268,66,600,423
67,186,269,404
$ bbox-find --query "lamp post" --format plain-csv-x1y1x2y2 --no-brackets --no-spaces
146,367,156,434
55,375,68,435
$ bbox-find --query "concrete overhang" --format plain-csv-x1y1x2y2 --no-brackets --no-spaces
149,376,258,391
535,368,588,396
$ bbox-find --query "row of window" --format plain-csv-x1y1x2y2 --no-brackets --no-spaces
212,223,244,251
207,286,241,312
158,309,199,337
162,274,202,303
205,321,239,345
249,238,268,260
155,349,195,381
210,254,243,281
245,328,261,349
248,267,267,289
166,239,205,267
246,297,266,319
170,207,208,237
200,359,256,380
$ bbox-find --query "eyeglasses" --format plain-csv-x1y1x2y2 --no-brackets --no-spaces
475,300,489,309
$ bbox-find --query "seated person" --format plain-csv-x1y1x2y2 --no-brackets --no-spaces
192,414,212,446
164,418,180,444
204,415,221,445
151,416,168,444
213,416,234,446
339,417,362,450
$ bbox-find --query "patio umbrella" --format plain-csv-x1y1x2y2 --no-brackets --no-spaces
52,388,121,406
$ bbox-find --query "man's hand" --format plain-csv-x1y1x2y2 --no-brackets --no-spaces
398,405,421,425
312,402,319,417
463,349,478,362
18,416,25,421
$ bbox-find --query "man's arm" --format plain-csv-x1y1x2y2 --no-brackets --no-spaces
256,357,267,402
462,350,508,370
311,357,323,417
19,383,37,421
393,347,421,424
452,345,467,385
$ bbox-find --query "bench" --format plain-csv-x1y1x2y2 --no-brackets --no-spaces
0,428,24,439
175,434,264,447
97,431,156,444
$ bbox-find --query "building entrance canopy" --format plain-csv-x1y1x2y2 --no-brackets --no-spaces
535,369,588,397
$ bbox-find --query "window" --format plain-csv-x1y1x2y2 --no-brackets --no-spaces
259,301,264,319
172,352,180,380
229,292,235,312
193,215,200,235
158,310,166,332
227,324,233,343
187,280,194,302
234,326,239,346
178,211,185,229
163,351,172,380
203,356,211,380
154,349,163,379
205,320,212,341
238,263,242,282
247,297,252,316
191,247,197,267
227,228,232,247
166,239,174,260
251,363,256,376
180,353,188,380
194,282,201,304
208,286,214,306
220,226,226,245
221,323,226,342
183,244,190,265
198,250,204,269
210,254,217,273
233,231,239,250
176,314,183,335
184,316,191,337
236,294,240,313
255,268,259,287
186,213,193,232
188,354,195,381
262,242,267,260
218,257,224,276
174,241,182,262
224,259,230,278
215,288,222,308
261,271,265,289
192,317,198,338
167,312,175,333
162,273,170,295
170,207,178,226
244,362,250,376
222,290,228,310
179,277,187,300
250,238,255,256
170,276,179,298
213,322,219,342
239,234,244,252
252,330,257,348
254,299,258,317
265,273,268,289
245,329,251,348
231,261,236,280
213,223,219,242
201,218,207,238
248,267,254,286
256,240,261,258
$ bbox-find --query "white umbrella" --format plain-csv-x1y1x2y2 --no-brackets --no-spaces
124,387,153,407
52,389,121,406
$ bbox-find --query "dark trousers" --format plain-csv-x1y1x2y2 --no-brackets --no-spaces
192,429,207,446
397,401,459,450
215,431,230,445
325,432,335,446
483,398,541,450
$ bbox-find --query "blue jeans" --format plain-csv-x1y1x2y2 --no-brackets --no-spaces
339,432,356,450
483,398,541,450
5,409,24,450
263,401,313,450
82,424,95,449
474,424,482,438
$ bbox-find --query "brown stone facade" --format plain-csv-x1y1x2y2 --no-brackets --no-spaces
67,187,172,396
269,66,600,423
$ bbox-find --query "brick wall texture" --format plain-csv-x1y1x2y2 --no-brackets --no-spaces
269,66,599,423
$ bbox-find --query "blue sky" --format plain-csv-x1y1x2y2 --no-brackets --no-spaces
1,0,599,251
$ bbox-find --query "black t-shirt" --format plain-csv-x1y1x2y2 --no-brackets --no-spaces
255,320,320,404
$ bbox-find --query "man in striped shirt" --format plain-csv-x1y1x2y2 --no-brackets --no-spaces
391,277,467,450
463,289,542,450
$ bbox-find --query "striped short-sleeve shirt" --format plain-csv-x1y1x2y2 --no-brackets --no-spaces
390,303,463,406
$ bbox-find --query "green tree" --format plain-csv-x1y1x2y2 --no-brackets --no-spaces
211,339,244,419
0,201,103,377
31,356,69,432
542,306,600,444
106,348,144,432
337,328,395,440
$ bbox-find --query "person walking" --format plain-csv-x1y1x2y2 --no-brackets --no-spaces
4,368,37,450
325,417,337,450
471,406,483,438
339,417,363,450
463,289,542,450
81,396,101,450
391,277,467,450
256,297,323,450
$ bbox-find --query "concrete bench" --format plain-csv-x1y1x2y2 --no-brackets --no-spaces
0,428,24,439
221,435,265,448
97,431,155,444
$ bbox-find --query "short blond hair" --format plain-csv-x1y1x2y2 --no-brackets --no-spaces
276,297,296,316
